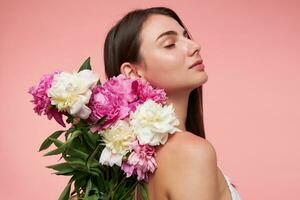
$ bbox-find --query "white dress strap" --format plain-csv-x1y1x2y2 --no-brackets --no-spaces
223,174,243,200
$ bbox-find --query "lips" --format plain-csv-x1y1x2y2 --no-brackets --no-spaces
189,59,203,69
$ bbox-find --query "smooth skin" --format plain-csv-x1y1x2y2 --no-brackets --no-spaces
120,14,232,200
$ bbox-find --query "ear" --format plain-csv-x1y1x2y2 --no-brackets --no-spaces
120,62,143,79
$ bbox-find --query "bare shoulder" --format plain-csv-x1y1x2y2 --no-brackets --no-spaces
158,131,217,162
156,131,219,200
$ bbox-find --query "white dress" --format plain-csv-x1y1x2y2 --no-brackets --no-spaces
223,174,243,200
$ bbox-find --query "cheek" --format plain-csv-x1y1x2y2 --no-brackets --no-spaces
151,50,184,73
157,51,182,69
143,53,188,91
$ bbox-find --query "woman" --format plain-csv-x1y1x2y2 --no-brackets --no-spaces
104,6,242,200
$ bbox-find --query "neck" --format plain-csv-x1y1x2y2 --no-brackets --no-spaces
166,90,190,132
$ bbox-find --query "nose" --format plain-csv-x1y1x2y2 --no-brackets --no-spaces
188,40,201,56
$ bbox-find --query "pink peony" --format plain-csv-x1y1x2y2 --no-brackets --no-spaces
87,74,138,131
121,161,136,178
121,140,158,182
131,78,167,109
87,74,167,132
28,71,66,127
88,86,127,131
103,74,137,104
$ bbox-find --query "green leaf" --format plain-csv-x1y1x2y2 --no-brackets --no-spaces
54,167,76,175
65,157,87,170
84,195,98,200
67,130,82,143
84,178,93,198
66,114,74,124
39,130,65,151
93,170,106,191
69,137,90,154
140,183,149,200
73,177,87,195
86,143,102,171
58,181,72,200
78,57,91,72
65,127,76,140
46,162,70,171
118,181,138,200
88,161,100,169
89,167,102,177
58,176,76,200
48,138,64,147
63,130,83,156
43,144,66,156
44,133,84,158
82,131,99,149
67,147,89,160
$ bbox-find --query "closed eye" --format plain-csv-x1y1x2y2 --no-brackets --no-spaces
164,44,175,48
164,32,190,49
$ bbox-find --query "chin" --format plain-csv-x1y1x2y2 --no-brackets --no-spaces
191,73,208,88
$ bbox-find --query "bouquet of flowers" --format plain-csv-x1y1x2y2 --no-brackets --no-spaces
28,57,182,200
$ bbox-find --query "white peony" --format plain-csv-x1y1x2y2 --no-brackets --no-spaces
129,99,182,146
100,120,136,155
99,120,136,167
47,69,99,119
99,147,123,167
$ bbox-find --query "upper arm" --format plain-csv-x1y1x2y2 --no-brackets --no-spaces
166,138,220,200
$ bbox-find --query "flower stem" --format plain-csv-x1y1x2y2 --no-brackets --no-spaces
118,181,139,200
113,176,127,194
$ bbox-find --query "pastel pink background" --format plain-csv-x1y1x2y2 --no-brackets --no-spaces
1,0,299,199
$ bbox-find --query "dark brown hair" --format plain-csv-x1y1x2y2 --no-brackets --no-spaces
103,6,206,139
103,7,240,196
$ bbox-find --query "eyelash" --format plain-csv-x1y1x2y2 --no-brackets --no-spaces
164,34,189,49
164,44,175,48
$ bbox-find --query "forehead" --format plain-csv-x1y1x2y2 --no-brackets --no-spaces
140,14,185,44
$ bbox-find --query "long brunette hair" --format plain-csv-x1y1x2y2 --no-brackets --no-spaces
103,6,206,139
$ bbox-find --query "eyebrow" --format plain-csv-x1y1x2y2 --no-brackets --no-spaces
155,29,188,42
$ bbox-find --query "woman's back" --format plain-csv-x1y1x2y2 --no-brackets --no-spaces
139,131,234,200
